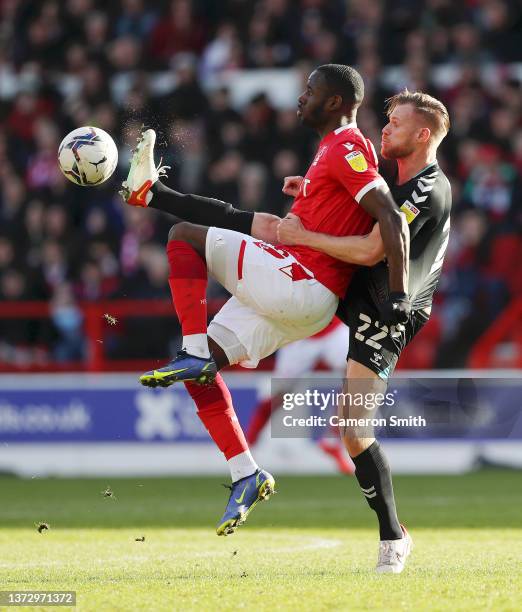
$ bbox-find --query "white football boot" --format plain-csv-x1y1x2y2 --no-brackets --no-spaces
120,129,170,207
375,524,413,574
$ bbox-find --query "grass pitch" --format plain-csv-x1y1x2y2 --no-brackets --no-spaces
1,470,521,611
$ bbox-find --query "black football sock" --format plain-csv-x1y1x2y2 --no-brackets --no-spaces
352,440,403,540
150,181,255,235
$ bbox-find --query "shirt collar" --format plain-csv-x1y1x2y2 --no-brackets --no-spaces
412,161,438,179
333,122,357,135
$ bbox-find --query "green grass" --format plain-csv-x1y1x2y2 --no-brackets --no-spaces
0,471,521,611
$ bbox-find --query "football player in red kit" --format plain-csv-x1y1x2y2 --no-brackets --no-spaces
121,64,410,537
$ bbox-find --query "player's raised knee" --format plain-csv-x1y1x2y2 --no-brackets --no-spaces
168,221,192,242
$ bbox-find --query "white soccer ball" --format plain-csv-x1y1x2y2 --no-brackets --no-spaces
58,126,118,186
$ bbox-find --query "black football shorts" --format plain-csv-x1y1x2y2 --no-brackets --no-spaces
337,292,428,379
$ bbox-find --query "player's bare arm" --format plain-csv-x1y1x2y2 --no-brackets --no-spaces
357,184,409,295
277,213,384,266
251,212,282,243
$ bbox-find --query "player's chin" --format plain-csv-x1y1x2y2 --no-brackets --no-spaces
380,145,393,159
297,110,313,127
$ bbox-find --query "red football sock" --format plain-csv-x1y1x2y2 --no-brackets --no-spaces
246,397,274,445
185,374,249,460
167,240,207,335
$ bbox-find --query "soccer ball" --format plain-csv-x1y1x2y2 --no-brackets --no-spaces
58,126,118,186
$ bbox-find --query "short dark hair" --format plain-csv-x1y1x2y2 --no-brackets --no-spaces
386,90,450,141
316,64,365,108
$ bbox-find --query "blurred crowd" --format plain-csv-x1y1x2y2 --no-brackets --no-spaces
0,0,521,368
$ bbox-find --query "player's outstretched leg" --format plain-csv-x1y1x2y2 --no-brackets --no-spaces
120,129,216,387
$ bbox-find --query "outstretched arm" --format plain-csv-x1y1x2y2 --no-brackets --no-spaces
277,214,384,266
358,184,409,294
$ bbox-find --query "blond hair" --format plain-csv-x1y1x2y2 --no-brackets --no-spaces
386,90,450,141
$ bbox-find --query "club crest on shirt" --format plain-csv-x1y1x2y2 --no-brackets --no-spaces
400,200,420,224
344,150,368,172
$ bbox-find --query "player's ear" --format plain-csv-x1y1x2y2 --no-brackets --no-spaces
418,127,431,143
326,94,343,112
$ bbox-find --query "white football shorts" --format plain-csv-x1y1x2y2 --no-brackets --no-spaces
205,227,338,368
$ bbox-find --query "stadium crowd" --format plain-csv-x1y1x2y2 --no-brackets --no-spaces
0,0,521,368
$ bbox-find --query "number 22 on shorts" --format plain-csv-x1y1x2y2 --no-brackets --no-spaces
355,313,401,350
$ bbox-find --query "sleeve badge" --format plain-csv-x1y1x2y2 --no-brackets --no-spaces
400,200,420,224
344,150,368,173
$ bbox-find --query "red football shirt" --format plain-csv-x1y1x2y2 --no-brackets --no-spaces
280,123,387,298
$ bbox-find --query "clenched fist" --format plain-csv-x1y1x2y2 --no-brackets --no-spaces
378,292,411,325
277,213,308,245
282,175,304,197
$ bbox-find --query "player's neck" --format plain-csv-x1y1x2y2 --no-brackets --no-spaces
396,148,436,185
319,114,356,139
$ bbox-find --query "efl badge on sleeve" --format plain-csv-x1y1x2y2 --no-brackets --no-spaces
344,150,368,172
400,200,420,224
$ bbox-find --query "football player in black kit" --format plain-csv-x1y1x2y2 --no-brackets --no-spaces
137,89,451,573
277,90,451,573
